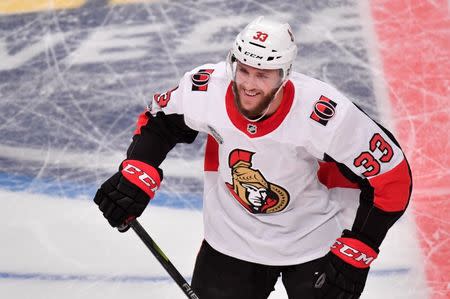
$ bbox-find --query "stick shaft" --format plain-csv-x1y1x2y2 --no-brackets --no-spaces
129,219,200,299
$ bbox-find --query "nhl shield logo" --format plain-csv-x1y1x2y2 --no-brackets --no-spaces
225,149,290,214
247,123,257,134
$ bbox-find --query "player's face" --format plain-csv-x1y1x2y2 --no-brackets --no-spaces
233,62,282,119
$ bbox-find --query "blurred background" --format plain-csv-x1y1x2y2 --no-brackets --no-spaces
0,0,448,298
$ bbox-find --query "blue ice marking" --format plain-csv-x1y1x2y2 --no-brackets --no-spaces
0,271,191,283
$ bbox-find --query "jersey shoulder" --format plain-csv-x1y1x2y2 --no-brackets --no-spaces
173,61,229,132
290,72,353,108
178,61,229,102
289,71,354,129
181,61,229,87
285,72,356,154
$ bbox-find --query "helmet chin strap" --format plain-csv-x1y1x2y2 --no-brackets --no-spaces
241,81,285,123
242,101,272,123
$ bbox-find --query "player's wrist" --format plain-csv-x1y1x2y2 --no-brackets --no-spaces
330,230,379,269
120,160,161,199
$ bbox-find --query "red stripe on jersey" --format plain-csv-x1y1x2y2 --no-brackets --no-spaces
225,80,295,138
133,110,150,135
368,159,411,212
204,135,219,171
317,161,359,189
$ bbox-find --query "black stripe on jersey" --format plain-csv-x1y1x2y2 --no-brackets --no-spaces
353,103,401,147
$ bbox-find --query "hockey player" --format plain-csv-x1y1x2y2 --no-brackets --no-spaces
94,16,412,298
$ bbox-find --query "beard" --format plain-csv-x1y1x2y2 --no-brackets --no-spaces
233,82,279,120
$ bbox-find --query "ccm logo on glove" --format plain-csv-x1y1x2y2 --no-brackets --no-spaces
121,160,161,198
330,237,378,268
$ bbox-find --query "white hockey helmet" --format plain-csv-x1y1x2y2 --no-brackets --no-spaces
229,16,297,82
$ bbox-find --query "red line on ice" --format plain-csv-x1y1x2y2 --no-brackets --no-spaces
371,1,450,298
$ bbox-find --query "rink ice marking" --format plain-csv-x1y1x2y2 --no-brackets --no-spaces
0,268,409,283
370,0,450,298
109,0,163,4
0,0,86,14
357,0,431,297
0,0,163,14
0,272,184,283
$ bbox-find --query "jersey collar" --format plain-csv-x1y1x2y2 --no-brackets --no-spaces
225,80,295,138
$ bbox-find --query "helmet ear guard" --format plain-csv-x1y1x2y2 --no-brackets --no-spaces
226,51,237,81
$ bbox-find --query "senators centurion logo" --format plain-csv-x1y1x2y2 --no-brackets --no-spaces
225,149,290,214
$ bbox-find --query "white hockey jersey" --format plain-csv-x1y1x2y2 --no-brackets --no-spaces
147,61,411,266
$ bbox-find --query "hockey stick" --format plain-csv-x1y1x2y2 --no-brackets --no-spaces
118,218,199,299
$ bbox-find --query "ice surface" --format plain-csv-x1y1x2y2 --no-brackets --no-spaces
0,189,428,299
0,0,381,206
1,0,447,298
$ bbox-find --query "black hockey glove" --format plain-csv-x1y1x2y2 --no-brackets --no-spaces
314,230,379,299
94,160,161,229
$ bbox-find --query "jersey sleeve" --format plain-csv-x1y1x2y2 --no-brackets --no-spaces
323,98,412,248
125,71,199,178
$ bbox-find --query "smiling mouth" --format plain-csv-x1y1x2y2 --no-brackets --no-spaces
243,89,259,97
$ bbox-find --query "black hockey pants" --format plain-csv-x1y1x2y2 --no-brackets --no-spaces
191,240,325,299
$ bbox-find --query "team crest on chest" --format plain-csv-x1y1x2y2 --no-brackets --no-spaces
225,149,290,214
